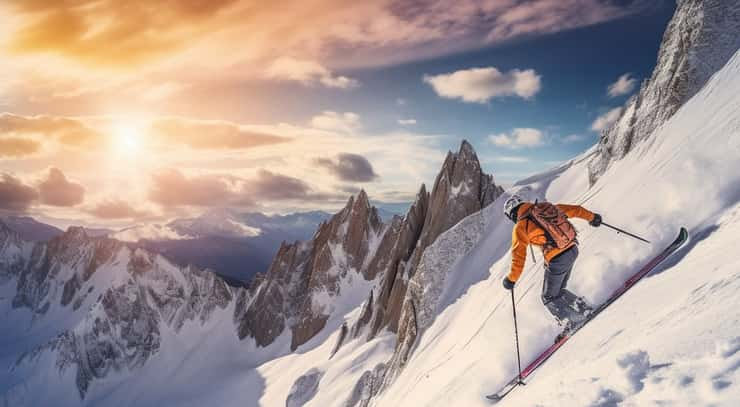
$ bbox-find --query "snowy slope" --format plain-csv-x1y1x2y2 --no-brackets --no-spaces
133,48,740,407
189,48,740,407
368,50,740,406
3,23,739,407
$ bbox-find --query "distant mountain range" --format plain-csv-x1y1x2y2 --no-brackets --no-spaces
120,210,332,284
0,216,64,242
0,207,404,286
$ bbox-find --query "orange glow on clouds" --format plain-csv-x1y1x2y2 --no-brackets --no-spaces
0,1,642,227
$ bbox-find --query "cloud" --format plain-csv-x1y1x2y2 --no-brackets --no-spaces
591,107,623,132
150,117,290,150
489,155,530,163
424,67,541,103
148,168,333,208
310,111,361,133
485,0,636,44
398,119,417,125
607,73,637,97
3,1,636,70
37,168,85,207
265,57,359,89
149,169,241,208
489,128,545,148
87,200,148,219
0,109,445,222
562,133,586,143
5,0,242,67
315,153,379,182
141,82,188,102
0,173,38,212
1,0,642,106
0,137,42,157
0,113,101,148
246,170,317,200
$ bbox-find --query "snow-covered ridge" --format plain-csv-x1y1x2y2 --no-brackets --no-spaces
1,138,504,406
589,0,740,183
251,9,740,405
1,227,236,402
372,49,740,407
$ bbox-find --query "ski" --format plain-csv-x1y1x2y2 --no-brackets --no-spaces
485,227,689,403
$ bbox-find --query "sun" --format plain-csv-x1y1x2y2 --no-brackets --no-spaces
112,123,142,154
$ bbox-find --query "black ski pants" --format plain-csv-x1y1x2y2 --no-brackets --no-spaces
542,245,589,322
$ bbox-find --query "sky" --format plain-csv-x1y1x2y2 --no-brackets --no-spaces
0,0,676,229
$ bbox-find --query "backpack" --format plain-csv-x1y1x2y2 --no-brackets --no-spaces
520,200,577,251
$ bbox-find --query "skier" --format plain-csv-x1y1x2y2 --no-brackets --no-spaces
501,194,602,331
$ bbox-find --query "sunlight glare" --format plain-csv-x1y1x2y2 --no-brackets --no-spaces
113,123,142,155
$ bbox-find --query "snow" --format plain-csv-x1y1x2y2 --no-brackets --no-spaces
362,223,387,271
113,224,189,242
258,329,395,407
372,50,740,407
449,180,471,199
3,37,740,407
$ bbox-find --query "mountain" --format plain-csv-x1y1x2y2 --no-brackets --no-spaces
3,1,740,405
349,140,503,341
114,210,330,284
249,2,740,405
0,224,236,402
1,139,504,406
233,140,503,352
371,51,740,407
0,215,63,242
588,0,740,183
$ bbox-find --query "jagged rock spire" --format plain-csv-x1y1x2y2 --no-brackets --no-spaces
234,189,385,350
351,139,503,338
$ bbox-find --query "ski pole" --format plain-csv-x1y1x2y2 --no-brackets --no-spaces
510,289,525,385
602,221,650,244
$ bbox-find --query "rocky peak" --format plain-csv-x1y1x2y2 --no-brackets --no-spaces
238,140,502,353
588,0,740,183
355,188,370,208
234,190,386,351
344,141,505,403
0,219,27,281
6,223,235,398
0,219,15,242
350,140,503,339
458,138,475,156
61,225,89,243
413,139,502,267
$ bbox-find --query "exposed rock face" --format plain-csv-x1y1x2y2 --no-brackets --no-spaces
351,140,503,341
364,185,428,336
589,0,740,183
1,140,504,401
12,227,121,313
345,363,387,407
352,3,740,404
234,190,385,351
0,220,31,284
233,140,502,355
286,368,325,407
6,227,234,398
342,142,503,402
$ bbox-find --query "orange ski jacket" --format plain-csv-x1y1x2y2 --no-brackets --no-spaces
508,202,595,282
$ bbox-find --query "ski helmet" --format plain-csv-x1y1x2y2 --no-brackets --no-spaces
503,194,524,222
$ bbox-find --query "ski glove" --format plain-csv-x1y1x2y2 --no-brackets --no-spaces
590,213,602,227
502,276,515,290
